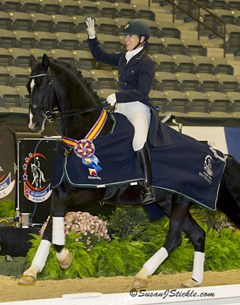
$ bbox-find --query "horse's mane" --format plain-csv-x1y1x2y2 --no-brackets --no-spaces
52,59,100,104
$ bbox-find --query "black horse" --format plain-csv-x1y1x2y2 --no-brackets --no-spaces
19,54,240,288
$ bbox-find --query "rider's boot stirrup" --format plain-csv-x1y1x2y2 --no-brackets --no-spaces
136,144,155,205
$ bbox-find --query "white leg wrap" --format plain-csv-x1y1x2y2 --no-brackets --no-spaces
192,251,205,284
52,217,65,246
30,239,51,273
143,247,168,275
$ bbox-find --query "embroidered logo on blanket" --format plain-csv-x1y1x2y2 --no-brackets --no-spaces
199,154,213,185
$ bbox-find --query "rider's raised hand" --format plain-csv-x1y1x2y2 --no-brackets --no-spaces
86,17,96,39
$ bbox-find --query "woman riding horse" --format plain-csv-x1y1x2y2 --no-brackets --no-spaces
86,17,156,205
19,53,240,289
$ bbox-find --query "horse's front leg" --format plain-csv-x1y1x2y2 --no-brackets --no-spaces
133,195,190,289
18,217,53,285
51,186,72,269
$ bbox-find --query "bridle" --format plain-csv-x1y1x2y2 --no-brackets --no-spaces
29,73,55,122
29,73,113,123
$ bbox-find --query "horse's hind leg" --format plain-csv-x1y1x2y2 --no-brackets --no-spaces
133,195,190,289
18,217,53,285
218,156,240,228
181,212,205,288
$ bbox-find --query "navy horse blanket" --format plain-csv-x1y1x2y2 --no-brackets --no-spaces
52,113,226,211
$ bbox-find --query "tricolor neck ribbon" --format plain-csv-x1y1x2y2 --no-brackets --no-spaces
62,108,107,160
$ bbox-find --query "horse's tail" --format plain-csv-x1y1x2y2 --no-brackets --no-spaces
39,170,46,183
41,174,46,183
217,155,240,229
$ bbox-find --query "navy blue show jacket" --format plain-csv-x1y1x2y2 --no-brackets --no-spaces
88,37,155,109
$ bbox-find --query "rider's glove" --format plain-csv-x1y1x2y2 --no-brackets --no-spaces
86,17,96,39
106,93,117,106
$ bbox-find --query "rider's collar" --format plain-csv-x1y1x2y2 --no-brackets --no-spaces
125,46,143,63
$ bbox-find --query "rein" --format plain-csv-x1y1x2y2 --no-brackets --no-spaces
50,105,106,121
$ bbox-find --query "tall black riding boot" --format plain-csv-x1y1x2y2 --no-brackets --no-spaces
136,144,155,205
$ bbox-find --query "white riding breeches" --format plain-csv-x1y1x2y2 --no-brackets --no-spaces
115,101,151,151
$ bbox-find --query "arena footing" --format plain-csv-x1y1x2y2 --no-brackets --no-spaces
1,284,240,305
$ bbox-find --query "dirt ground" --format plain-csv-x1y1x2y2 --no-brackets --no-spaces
0,269,239,302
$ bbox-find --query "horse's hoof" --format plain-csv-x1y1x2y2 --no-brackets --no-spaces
132,278,148,289
132,267,149,289
59,252,72,269
18,275,36,286
181,278,201,288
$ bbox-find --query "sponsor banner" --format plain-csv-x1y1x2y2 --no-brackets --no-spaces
0,125,16,201
18,138,60,223
0,173,15,199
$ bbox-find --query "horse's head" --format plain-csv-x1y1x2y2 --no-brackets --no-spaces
27,53,106,138
27,54,55,133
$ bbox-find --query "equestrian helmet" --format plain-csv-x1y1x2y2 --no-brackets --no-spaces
118,19,150,38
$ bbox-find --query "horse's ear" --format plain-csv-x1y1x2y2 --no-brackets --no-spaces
29,55,37,69
41,53,49,71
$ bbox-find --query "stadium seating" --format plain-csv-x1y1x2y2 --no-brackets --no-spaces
0,0,239,119
72,50,96,70
72,15,87,34
7,66,30,87
191,55,215,74
8,11,32,31
51,14,75,33
0,66,10,86
95,1,118,19
175,72,201,92
19,0,41,13
49,49,75,66
158,21,181,38
206,91,233,116
58,0,82,16
34,31,58,50
14,30,36,48
0,0,22,12
216,73,240,92
0,11,12,30
78,1,99,16
228,0,240,10
0,29,17,48
163,90,189,115
196,73,220,92
151,54,176,73
89,69,119,90
226,91,240,113
0,85,20,108
95,17,118,35
159,37,187,55
38,0,61,15
149,89,168,113
185,90,210,114
30,13,54,32
0,47,13,66
172,54,195,73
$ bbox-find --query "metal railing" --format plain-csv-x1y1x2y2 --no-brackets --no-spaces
159,0,228,57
